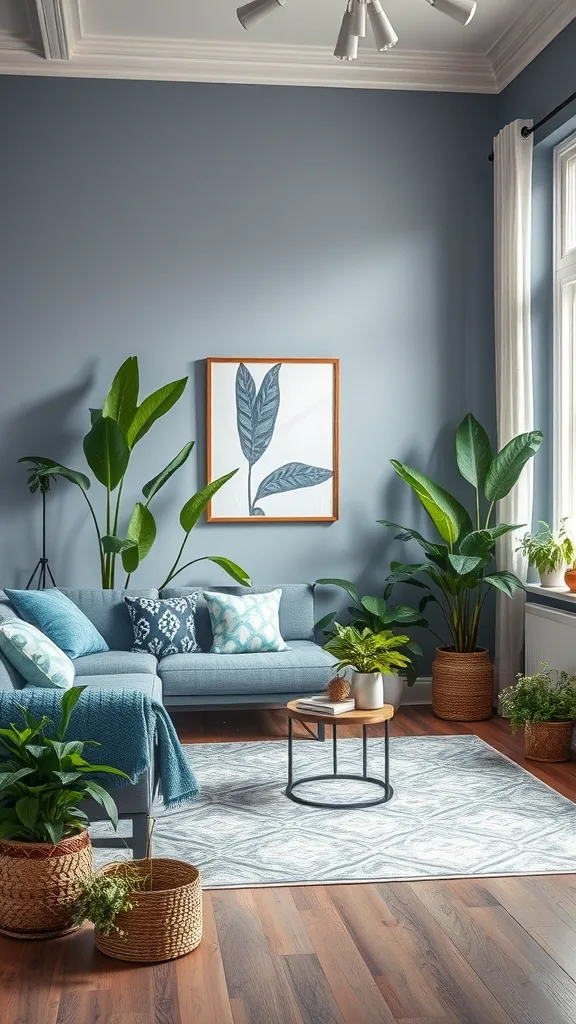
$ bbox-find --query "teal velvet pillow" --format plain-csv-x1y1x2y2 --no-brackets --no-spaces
203,588,288,654
0,618,74,689
5,588,108,660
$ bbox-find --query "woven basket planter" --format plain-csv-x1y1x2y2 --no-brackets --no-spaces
0,830,93,939
95,858,202,962
432,647,494,721
525,720,574,762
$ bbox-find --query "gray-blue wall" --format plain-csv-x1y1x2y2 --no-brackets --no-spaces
1,75,497,661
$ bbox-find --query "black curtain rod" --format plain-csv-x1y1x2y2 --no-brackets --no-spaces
488,88,576,162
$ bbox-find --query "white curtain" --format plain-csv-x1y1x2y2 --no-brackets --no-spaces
493,119,534,693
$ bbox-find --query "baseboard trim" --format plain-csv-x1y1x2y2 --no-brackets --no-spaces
401,677,432,706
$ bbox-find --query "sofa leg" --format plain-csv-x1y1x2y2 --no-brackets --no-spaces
132,814,150,859
317,723,326,742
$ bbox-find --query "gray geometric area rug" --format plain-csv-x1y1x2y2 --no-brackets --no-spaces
91,735,576,887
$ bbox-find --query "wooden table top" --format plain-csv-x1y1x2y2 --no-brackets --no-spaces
286,699,395,726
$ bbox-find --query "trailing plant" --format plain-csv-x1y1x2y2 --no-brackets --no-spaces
323,622,411,676
500,666,576,732
314,577,430,684
235,363,333,516
20,357,251,590
73,864,146,935
380,414,543,653
517,519,575,575
0,686,128,844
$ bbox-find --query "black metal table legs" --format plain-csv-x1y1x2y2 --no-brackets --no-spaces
285,718,393,809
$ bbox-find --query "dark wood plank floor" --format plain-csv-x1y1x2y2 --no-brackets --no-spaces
2,706,576,1024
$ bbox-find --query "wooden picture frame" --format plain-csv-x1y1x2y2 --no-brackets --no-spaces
206,357,339,523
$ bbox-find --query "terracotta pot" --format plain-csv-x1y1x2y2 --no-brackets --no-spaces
565,568,576,592
432,648,493,721
0,829,93,939
524,720,574,762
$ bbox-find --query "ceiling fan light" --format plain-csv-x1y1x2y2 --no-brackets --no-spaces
367,0,398,51
425,0,477,27
334,9,359,61
350,0,367,38
237,0,286,31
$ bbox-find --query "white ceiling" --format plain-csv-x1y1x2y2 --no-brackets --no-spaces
0,0,574,93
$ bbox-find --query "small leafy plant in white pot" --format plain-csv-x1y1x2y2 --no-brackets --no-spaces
517,519,575,588
323,623,411,710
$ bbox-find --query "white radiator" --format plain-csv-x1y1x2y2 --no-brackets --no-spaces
525,603,576,675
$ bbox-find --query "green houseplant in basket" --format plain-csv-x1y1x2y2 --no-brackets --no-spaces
323,623,411,710
500,666,576,763
517,519,575,589
0,686,128,939
380,413,543,722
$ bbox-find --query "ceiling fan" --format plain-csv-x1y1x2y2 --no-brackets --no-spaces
236,0,477,62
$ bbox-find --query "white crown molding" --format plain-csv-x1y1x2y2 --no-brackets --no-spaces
32,0,80,60
0,0,573,93
489,0,576,92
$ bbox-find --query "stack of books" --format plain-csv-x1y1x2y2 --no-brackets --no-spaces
295,694,355,715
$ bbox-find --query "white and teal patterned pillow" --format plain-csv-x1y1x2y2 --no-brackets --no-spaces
124,594,201,657
203,589,288,654
0,618,74,689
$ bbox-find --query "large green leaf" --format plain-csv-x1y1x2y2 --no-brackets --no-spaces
121,502,157,573
0,767,35,790
102,356,139,438
180,470,238,533
101,535,137,555
83,416,129,491
56,685,86,742
377,521,449,563
390,462,472,545
142,442,195,502
19,457,91,492
316,579,360,604
127,378,188,448
83,781,119,829
448,554,484,576
484,571,525,597
203,556,250,585
484,432,543,502
314,612,337,633
455,414,493,490
361,596,387,620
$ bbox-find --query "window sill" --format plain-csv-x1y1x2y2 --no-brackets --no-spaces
525,583,576,604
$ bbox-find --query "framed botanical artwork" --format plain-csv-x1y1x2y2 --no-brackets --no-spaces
206,357,339,522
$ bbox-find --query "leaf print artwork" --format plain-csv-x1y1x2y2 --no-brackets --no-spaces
234,363,333,516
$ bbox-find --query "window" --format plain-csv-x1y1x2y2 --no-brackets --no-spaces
553,133,576,529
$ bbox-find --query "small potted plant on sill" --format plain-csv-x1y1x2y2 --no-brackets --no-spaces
381,413,543,722
315,578,428,709
500,666,576,763
517,519,574,589
323,622,411,710
0,686,128,939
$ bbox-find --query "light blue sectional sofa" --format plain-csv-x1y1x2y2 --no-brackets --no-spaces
0,584,335,856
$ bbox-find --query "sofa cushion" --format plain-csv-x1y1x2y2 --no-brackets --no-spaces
203,588,288,654
158,640,336,697
77,672,162,703
74,651,158,677
161,584,315,647
0,618,75,690
6,588,109,659
58,589,159,651
124,594,201,657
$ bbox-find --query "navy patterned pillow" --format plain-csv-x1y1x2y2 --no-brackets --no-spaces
124,594,201,657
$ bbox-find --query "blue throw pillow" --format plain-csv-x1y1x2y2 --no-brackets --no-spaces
0,618,75,689
5,588,108,660
124,594,201,657
203,588,288,654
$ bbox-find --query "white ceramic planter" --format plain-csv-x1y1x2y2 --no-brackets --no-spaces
383,674,405,711
351,672,384,710
539,568,567,588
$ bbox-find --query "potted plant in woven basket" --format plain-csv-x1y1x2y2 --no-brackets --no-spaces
500,666,576,763
0,686,128,939
74,858,202,962
381,414,543,721
323,623,411,710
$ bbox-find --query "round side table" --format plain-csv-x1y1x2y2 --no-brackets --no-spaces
285,701,395,809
